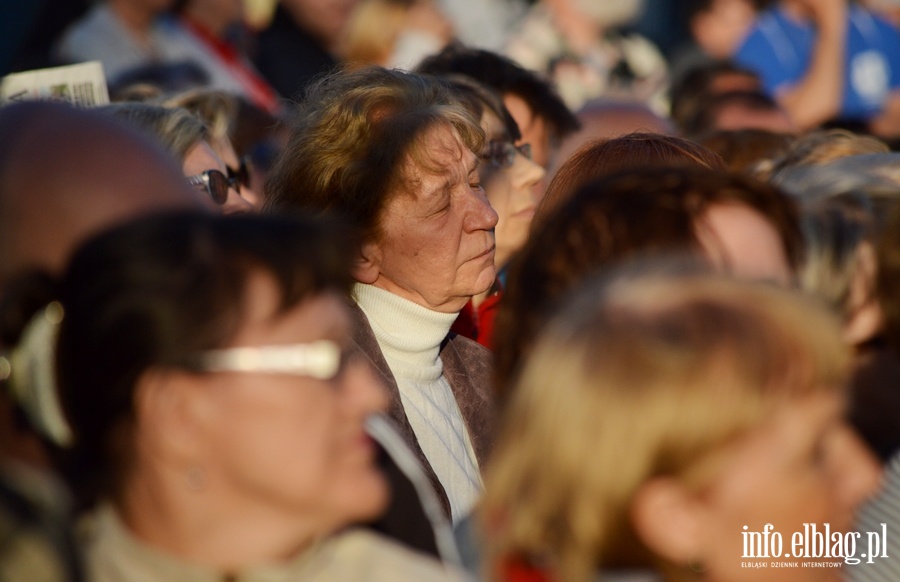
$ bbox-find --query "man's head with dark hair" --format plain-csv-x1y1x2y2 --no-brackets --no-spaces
687,90,796,136
670,60,761,133
417,43,580,171
683,0,765,59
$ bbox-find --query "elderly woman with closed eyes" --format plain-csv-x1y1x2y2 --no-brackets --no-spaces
266,67,498,535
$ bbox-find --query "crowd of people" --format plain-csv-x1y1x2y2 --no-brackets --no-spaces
3,0,900,581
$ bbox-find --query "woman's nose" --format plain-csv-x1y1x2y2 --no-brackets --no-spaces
512,151,546,192
465,184,499,232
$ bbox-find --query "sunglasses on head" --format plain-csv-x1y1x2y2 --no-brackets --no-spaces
187,169,240,205
481,141,532,169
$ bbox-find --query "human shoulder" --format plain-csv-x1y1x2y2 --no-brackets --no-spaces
321,529,472,581
442,331,494,390
55,4,121,60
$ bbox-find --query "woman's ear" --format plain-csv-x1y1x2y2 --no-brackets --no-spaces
630,476,706,567
133,369,207,465
353,241,382,284
844,240,882,345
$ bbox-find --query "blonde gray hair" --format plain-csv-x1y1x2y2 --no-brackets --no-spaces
98,102,208,162
481,269,848,581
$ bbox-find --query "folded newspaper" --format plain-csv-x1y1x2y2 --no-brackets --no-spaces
1,61,109,107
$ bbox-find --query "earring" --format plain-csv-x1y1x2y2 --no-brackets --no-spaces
186,465,206,491
688,559,706,574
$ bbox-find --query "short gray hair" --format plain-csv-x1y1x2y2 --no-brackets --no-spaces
97,102,208,162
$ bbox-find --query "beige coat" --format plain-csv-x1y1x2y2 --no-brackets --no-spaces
80,505,469,582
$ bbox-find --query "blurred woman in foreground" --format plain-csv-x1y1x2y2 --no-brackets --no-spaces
0,212,461,580
482,268,882,581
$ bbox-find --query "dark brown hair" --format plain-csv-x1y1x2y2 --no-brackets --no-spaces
1,212,355,508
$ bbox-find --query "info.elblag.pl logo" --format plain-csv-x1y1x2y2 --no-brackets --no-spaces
741,523,889,569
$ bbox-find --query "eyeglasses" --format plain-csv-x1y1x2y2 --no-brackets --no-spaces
481,141,532,169
187,169,240,205
187,340,348,380
227,156,252,190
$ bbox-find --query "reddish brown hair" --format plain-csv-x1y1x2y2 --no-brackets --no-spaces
537,133,724,220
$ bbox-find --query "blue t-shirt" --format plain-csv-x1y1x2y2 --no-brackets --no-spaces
733,5,900,120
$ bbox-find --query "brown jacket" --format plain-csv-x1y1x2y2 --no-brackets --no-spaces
349,302,496,517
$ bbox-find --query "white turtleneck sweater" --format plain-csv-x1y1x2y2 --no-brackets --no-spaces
353,283,482,523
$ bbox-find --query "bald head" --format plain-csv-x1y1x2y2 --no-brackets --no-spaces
0,102,211,286
550,99,675,179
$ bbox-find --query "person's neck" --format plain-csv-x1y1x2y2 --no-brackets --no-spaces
118,467,323,571
109,0,160,37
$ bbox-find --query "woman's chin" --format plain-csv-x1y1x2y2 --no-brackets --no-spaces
340,469,392,525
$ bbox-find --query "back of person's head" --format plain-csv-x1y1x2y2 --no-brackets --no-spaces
163,89,238,142
496,166,801,398
416,43,580,143
767,129,890,179
686,89,795,136
549,99,675,178
772,153,900,216
483,266,857,581
696,128,794,176
107,62,209,100
97,102,209,162
538,132,725,219
338,0,419,67
790,191,876,326
775,154,900,343
669,61,761,133
0,101,207,289
439,74,521,143
264,66,483,242
112,82,166,103
0,211,355,508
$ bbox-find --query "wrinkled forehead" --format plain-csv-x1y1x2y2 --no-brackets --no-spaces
394,123,475,196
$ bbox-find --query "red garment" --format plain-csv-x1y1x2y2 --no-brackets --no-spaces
501,559,554,582
180,16,280,114
451,286,502,349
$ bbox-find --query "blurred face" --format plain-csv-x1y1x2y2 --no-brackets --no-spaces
480,110,546,268
696,202,793,286
282,0,359,46
195,279,389,534
695,393,881,580
211,135,262,210
183,141,254,215
503,93,552,171
691,0,757,58
363,123,499,313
